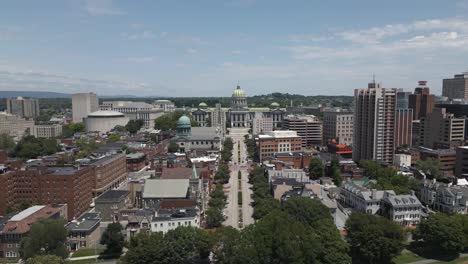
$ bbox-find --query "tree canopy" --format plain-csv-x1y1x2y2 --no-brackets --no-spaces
416,158,442,180
154,111,197,131
13,136,60,159
125,119,145,134
345,212,405,264
20,218,68,260
309,157,323,179
0,133,15,151
100,222,125,255
360,160,417,194
62,122,85,138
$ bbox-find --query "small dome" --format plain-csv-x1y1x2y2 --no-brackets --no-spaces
232,85,246,98
270,102,280,108
199,102,208,108
177,114,191,127
88,110,125,117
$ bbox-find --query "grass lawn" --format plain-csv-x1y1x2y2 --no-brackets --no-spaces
393,252,426,264
70,248,104,258
66,259,107,264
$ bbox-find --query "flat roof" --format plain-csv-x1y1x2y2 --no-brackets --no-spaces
10,206,45,221
143,179,189,199
47,166,79,175
95,190,129,203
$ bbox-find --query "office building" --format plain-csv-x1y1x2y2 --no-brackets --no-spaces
419,148,457,178
442,72,468,100
353,82,399,164
323,109,353,146
72,92,98,123
395,109,413,148
99,101,164,129
420,108,465,149
31,124,62,138
0,112,34,139
456,146,468,178
282,115,322,147
80,153,127,197
252,112,273,135
153,100,176,112
409,81,435,120
84,110,129,134
257,130,303,162
0,166,94,218
6,97,40,118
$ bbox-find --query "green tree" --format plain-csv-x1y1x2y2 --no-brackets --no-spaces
122,227,213,264
0,133,15,151
206,206,224,228
416,158,442,180
283,197,350,264
107,133,121,142
453,214,468,251
412,213,465,257
125,119,145,134
62,122,85,138
308,157,323,179
154,111,197,131
25,255,64,264
330,159,342,186
13,136,60,159
100,222,124,255
346,212,405,264
20,218,68,260
168,141,179,153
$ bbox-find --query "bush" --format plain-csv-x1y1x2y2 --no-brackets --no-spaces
238,192,242,205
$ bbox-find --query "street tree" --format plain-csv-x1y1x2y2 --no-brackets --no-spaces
100,222,125,255
20,218,68,260
308,157,323,179
345,212,405,264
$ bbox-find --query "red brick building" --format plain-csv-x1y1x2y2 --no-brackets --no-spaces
0,166,94,219
126,153,147,172
257,131,303,162
82,153,127,197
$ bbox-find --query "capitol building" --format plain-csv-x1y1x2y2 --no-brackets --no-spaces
191,85,285,134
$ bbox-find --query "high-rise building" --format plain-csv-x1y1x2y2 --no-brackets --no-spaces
282,115,322,147
32,124,62,138
409,81,435,120
353,82,398,164
72,92,98,123
394,108,413,147
6,97,40,118
420,108,465,149
252,112,273,135
442,72,468,100
323,109,353,146
0,112,34,139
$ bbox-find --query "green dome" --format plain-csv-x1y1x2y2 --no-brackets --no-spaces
270,102,280,108
232,85,246,98
177,114,191,128
199,102,208,108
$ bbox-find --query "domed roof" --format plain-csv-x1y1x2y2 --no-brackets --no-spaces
199,102,208,108
177,114,192,127
88,110,125,117
270,102,280,108
232,85,246,98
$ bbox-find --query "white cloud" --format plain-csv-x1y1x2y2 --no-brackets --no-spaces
288,34,332,43
84,0,123,16
0,69,153,95
121,30,155,40
286,18,468,61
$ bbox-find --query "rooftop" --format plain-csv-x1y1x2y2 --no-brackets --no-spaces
88,110,125,117
2,205,65,234
47,166,80,175
258,130,299,139
190,127,220,140
126,152,146,159
95,190,129,204
143,179,190,199
66,213,100,231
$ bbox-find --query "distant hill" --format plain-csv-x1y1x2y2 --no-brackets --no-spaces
0,91,138,98
0,91,71,98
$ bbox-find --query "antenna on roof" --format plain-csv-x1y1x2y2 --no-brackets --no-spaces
372,73,376,84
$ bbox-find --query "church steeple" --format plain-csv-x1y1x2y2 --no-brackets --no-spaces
191,164,198,180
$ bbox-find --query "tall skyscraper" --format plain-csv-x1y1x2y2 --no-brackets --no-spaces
353,82,398,164
442,72,468,100
72,92,98,123
409,81,435,120
6,97,40,118
394,91,414,148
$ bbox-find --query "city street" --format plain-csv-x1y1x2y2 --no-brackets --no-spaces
223,128,255,228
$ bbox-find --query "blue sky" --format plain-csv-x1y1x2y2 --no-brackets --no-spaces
1,0,468,96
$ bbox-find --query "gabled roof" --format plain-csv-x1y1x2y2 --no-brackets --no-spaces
143,179,190,199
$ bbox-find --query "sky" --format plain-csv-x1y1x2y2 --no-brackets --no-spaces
1,0,468,97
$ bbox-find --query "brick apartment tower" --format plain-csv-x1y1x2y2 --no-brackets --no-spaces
409,81,435,120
